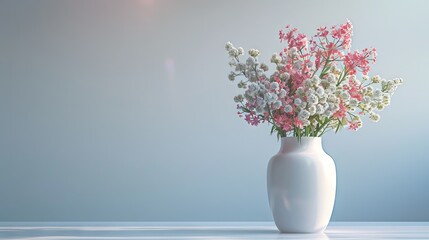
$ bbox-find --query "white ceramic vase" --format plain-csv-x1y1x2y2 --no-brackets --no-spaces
267,137,336,233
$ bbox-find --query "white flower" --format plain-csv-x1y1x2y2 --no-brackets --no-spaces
279,89,287,98
256,96,266,107
248,48,260,57
308,105,316,115
280,72,290,81
272,101,282,110
341,91,351,101
323,110,333,117
349,98,358,107
373,89,382,98
296,87,305,96
362,96,371,104
300,101,307,109
228,59,237,66
233,94,244,103
235,63,245,72
228,48,238,57
270,82,279,91
329,103,340,112
298,109,310,121
246,57,256,66
225,42,233,51
260,63,269,71
237,47,244,55
371,75,381,83
308,94,319,105
284,104,293,113
327,74,337,84
288,47,298,57
247,83,259,97
393,78,404,85
316,104,325,114
382,94,390,106
256,106,265,114
369,112,380,122
228,72,235,81
316,86,325,96
311,76,321,86
248,72,258,82
264,92,278,103
237,81,246,88
327,94,337,103
305,88,315,97
271,53,282,64
304,79,312,88
294,98,302,106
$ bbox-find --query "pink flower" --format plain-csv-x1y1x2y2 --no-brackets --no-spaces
344,77,363,101
279,25,308,50
348,121,360,131
333,99,347,119
331,19,353,49
344,48,376,75
316,26,329,38
244,113,261,126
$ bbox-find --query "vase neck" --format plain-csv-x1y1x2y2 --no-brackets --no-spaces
279,137,324,153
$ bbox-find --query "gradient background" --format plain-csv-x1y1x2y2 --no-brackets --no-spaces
0,0,428,222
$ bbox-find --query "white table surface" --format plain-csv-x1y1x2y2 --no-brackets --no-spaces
0,222,428,239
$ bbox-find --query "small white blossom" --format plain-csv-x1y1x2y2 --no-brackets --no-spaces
284,104,293,113
393,78,404,85
371,75,381,83
294,98,302,106
323,110,333,117
316,104,325,114
246,57,256,66
270,82,279,91
316,86,325,96
296,87,305,96
260,63,269,71
304,79,312,88
311,76,321,86
369,112,380,122
280,72,290,81
225,42,233,51
237,81,246,88
271,53,282,64
233,94,244,103
298,109,311,121
308,105,316,115
272,101,282,110
279,89,287,98
248,48,260,57
308,94,319,105
341,91,351,101
228,72,235,81
247,83,260,97
349,98,358,107
264,92,278,103
235,63,245,72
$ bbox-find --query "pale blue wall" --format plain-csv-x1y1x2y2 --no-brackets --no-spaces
0,0,428,221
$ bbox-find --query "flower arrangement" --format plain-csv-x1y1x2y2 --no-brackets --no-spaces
225,20,403,140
